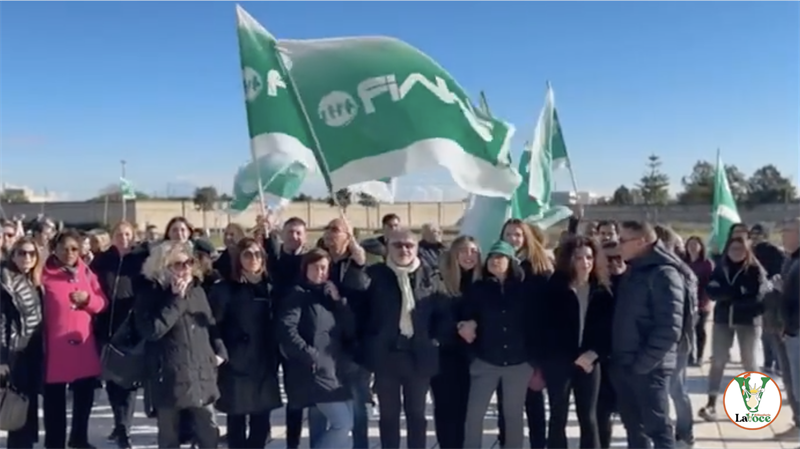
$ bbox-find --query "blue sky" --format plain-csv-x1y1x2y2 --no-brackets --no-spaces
1,2,797,201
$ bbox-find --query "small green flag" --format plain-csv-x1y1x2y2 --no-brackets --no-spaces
710,149,741,252
119,177,136,200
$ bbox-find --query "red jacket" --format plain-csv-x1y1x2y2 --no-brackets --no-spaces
41,258,107,384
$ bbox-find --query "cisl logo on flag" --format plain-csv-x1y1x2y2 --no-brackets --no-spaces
723,371,782,430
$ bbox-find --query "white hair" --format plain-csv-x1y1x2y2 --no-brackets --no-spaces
141,241,194,286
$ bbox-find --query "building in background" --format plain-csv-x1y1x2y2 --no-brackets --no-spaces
551,190,607,205
0,184,61,202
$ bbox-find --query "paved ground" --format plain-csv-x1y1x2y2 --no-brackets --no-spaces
2,335,798,448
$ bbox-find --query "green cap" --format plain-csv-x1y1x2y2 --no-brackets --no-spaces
487,240,517,260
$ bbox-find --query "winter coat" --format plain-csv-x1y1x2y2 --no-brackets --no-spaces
41,257,107,384
210,278,282,415
707,259,767,327
90,247,147,346
133,278,228,410
278,283,356,409
611,242,685,374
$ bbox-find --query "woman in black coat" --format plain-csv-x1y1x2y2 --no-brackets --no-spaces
0,237,44,449
209,238,282,449
537,236,614,449
90,221,146,449
133,241,228,449
278,248,357,449
698,236,767,421
430,235,481,449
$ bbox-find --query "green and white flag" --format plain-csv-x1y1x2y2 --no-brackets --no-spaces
229,151,309,212
236,5,520,199
119,177,136,200
710,149,741,252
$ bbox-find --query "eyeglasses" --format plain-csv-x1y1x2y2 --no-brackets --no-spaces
242,250,263,259
15,250,36,258
170,259,194,269
391,242,416,250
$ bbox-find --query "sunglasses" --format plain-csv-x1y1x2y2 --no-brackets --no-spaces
391,242,416,250
242,250,263,259
15,249,36,258
170,259,194,269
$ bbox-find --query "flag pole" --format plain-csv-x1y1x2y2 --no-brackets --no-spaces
120,160,127,221
270,41,342,212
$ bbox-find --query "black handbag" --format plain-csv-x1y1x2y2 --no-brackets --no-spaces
100,316,146,389
100,259,146,389
0,379,29,431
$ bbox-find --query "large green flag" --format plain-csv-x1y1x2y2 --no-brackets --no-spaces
710,149,741,252
236,5,520,198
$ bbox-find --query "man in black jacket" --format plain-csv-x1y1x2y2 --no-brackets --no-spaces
781,218,800,436
751,223,788,373
611,221,685,449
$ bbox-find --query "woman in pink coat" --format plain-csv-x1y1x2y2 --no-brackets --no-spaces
41,229,108,449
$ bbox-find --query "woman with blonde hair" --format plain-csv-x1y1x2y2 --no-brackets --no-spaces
497,218,551,449
0,236,44,449
430,235,481,449
133,241,228,448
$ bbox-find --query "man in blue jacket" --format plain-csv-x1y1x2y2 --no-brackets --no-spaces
611,221,686,449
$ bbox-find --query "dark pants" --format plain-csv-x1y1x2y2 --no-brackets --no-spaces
497,386,546,448
596,362,616,449
695,310,710,362
285,407,304,449
43,377,96,449
156,406,219,449
5,342,42,449
373,351,431,449
430,351,470,449
105,381,138,434
764,331,800,425
543,360,600,449
763,333,777,369
611,365,674,449
227,410,272,449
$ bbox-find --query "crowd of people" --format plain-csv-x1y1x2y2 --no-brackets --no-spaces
0,210,798,449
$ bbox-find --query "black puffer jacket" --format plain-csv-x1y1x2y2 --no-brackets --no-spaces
278,283,356,409
133,278,228,410
210,278,282,415
707,259,767,326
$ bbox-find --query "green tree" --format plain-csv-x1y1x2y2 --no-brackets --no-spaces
0,189,30,203
678,160,749,205
326,188,352,210
747,164,797,204
636,154,671,206
292,193,314,202
609,185,634,205
193,186,219,211
356,192,378,207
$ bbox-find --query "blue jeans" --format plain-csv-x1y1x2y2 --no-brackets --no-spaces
308,369,371,449
668,348,693,440
349,368,372,449
786,336,800,415
308,401,353,449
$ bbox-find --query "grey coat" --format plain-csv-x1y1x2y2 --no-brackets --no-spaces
612,242,685,374
209,279,283,415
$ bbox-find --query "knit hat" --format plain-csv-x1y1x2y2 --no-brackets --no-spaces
487,240,517,261
192,238,217,258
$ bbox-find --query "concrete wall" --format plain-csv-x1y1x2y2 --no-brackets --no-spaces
2,200,798,231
